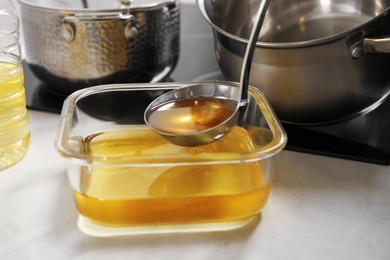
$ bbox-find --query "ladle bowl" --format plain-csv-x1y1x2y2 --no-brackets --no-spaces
144,82,241,146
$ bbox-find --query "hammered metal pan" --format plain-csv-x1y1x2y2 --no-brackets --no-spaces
18,0,180,93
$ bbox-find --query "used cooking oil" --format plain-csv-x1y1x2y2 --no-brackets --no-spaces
0,62,30,170
146,97,237,134
74,126,272,227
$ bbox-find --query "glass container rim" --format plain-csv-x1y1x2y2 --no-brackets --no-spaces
55,81,287,167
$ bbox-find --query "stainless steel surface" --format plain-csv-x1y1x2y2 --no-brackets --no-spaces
144,1,269,147
18,0,180,92
197,0,390,125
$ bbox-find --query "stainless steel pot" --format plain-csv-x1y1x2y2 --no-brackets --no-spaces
197,0,390,125
18,0,180,93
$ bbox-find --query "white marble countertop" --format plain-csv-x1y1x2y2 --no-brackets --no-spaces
2,0,390,259
1,109,389,260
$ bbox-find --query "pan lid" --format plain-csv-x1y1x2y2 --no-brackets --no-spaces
18,0,177,11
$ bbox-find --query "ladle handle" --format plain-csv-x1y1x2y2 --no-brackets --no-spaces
239,0,270,104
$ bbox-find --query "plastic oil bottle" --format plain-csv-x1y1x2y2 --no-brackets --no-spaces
0,0,30,170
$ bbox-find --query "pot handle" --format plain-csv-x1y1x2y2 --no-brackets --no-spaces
351,36,390,58
61,11,139,42
363,37,390,53
64,11,133,22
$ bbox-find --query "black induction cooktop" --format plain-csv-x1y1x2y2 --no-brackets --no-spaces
24,4,390,165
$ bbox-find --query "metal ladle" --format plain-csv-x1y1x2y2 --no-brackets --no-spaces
144,0,270,146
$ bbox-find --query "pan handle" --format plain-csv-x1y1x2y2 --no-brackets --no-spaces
64,11,132,22
364,37,390,53
351,36,390,58
61,11,139,42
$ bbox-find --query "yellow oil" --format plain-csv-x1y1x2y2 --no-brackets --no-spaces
146,97,237,134
0,62,30,170
74,127,272,227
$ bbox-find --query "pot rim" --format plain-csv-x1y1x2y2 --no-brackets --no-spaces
17,0,178,13
196,0,390,49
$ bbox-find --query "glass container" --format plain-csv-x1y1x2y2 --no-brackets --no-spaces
55,82,287,237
